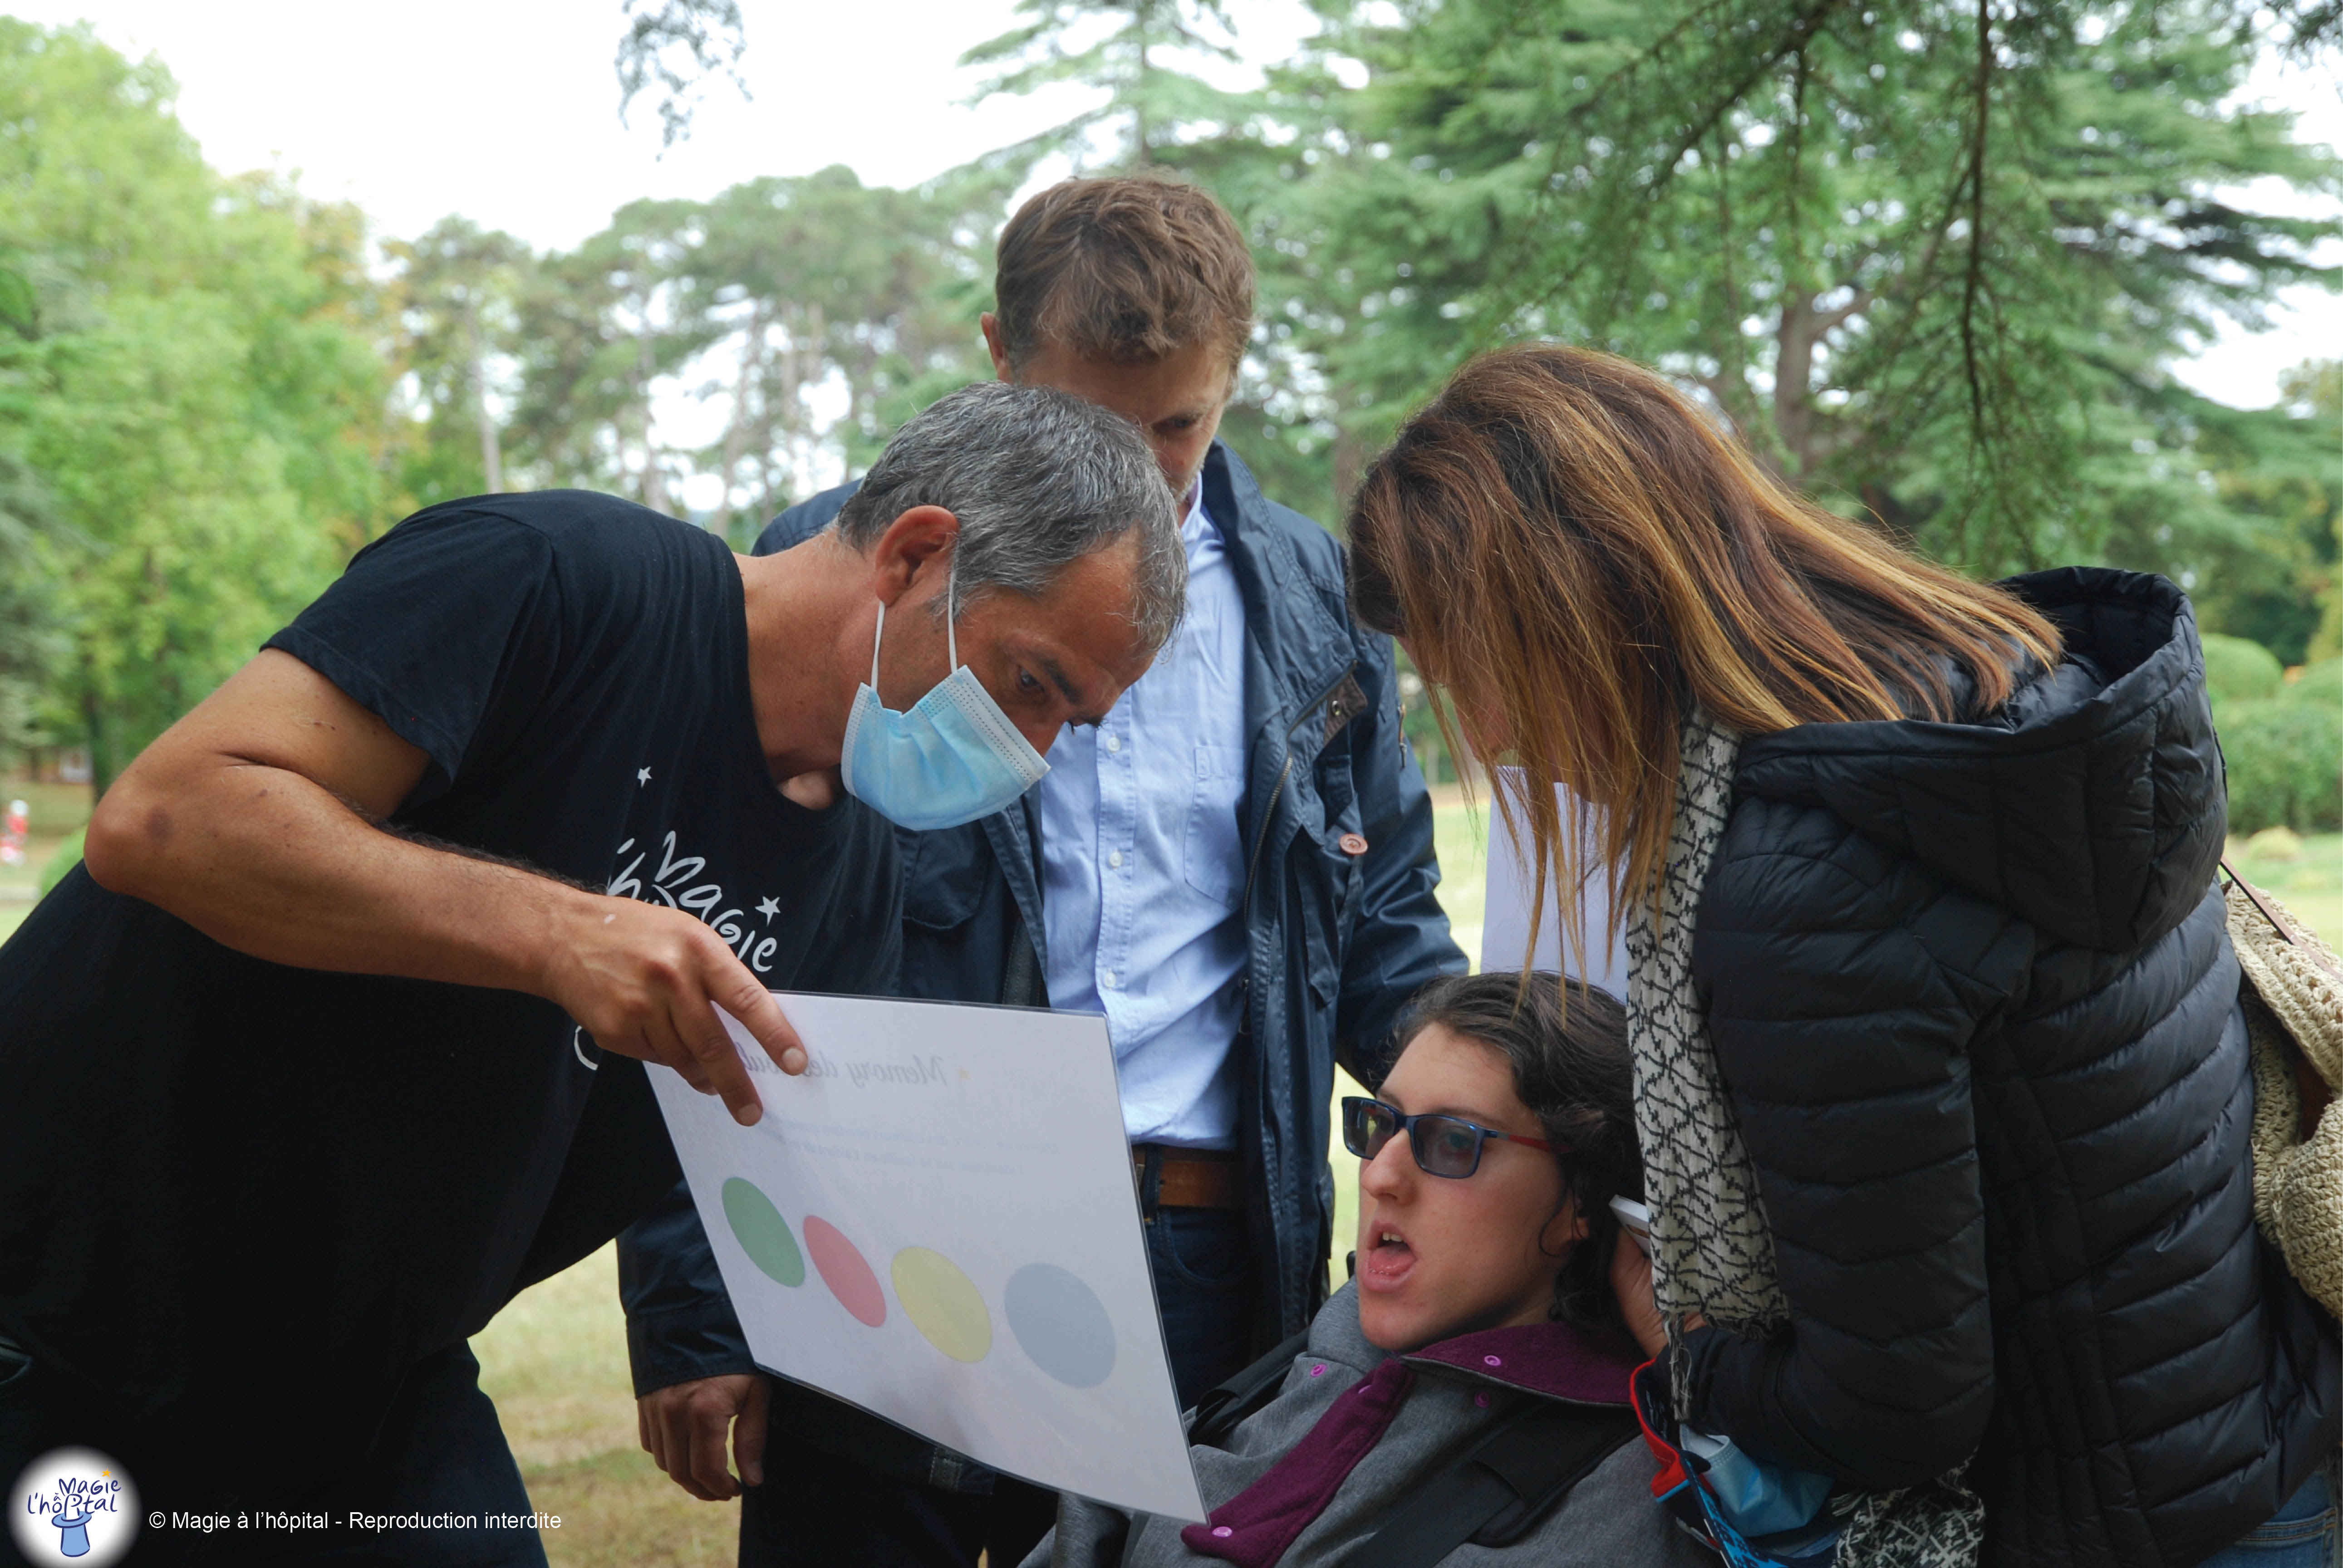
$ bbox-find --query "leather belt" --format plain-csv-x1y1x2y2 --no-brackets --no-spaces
1133,1145,1245,1211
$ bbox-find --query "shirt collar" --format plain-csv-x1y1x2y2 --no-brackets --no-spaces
1180,478,1216,554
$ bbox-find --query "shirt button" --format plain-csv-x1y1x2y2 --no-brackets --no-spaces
1103,970,1119,989
1108,850,1124,869
1105,734,1123,754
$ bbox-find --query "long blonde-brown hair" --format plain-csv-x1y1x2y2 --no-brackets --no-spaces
1346,345,2063,975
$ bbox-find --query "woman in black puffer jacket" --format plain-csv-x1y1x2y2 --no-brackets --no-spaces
1343,344,2336,1568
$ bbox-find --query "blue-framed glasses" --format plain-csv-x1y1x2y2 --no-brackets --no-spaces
1341,1095,1559,1179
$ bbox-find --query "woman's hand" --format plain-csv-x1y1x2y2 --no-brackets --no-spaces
1611,1228,1708,1359
1612,1229,1669,1358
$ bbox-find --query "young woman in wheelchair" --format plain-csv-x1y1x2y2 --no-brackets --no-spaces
1026,972,1706,1568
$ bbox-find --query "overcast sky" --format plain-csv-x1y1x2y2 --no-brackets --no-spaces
11,0,2340,412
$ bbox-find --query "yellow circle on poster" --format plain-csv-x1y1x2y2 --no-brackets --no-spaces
892,1247,992,1363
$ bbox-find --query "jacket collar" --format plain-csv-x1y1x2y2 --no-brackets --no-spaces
1310,1282,1642,1409
1179,1293,1641,1567
1203,440,1358,748
1401,1318,1643,1407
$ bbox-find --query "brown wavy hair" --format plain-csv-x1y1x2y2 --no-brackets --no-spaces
1346,345,2063,974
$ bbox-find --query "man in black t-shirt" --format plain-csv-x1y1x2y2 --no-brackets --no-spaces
0,383,1181,1566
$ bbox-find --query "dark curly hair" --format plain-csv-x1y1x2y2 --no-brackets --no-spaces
1383,972,1641,1329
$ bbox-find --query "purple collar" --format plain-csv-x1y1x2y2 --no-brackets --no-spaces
1177,1318,1641,1567
1402,1317,1643,1406
1180,1357,1414,1567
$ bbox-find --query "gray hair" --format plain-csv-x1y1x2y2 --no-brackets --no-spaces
832,382,1185,653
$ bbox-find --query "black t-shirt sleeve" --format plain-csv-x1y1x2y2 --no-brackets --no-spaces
264,506,559,806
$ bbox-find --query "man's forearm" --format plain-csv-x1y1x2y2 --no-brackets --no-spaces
89,753,589,997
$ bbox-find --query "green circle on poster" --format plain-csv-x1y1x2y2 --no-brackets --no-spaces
723,1177,805,1288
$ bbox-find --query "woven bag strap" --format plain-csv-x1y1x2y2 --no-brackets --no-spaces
2221,858,2343,985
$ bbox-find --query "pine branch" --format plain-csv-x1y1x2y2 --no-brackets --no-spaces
1959,0,1994,464
614,0,749,150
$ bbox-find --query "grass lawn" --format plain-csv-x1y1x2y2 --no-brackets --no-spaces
2227,830,2343,948
471,1247,741,1566
1429,795,1488,964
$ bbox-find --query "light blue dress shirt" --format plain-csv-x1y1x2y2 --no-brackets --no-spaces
1038,487,1251,1148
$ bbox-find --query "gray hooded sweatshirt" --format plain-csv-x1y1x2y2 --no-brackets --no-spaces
1026,1283,1714,1568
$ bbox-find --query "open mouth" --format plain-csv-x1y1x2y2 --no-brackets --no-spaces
1360,1223,1416,1290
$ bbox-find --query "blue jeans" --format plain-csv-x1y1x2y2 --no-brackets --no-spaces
1144,1204,1258,1407
2198,1462,2339,1568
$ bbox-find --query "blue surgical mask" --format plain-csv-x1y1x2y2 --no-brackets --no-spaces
839,566,1051,831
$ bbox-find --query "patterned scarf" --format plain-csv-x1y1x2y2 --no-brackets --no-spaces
1623,706,1985,1568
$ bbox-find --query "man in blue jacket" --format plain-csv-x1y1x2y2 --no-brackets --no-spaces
618,175,1465,1568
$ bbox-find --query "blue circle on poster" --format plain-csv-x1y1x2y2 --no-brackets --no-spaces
1004,1262,1116,1388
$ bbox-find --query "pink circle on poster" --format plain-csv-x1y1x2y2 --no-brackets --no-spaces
803,1216,887,1327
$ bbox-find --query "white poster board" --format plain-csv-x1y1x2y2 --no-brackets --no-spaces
649,993,1205,1522
1478,771,1630,994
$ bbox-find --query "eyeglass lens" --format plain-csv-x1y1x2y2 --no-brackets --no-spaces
1414,1116,1484,1176
1343,1097,1396,1160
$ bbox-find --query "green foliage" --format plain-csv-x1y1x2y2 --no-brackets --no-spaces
667,166,1004,526
0,450,66,751
0,22,396,791
386,217,533,507
1218,0,2342,568
2202,632,2284,705
614,0,748,148
2217,659,2343,834
499,165,998,528
1,3,2333,797
2115,362,2341,664
963,0,1243,167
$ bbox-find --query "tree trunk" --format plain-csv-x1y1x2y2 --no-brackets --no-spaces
715,306,769,531
635,322,669,515
82,686,114,803
1331,416,1371,530
1772,284,1817,479
466,298,504,493
1133,8,1152,165
641,435,670,514
1768,284,1870,483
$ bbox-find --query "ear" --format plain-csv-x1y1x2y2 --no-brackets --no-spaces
864,505,960,610
979,314,1014,383
1542,1193,1591,1254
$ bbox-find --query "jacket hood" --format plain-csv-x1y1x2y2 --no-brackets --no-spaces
1732,568,2225,953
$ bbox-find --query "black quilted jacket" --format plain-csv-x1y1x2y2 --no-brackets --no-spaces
1674,568,2337,1568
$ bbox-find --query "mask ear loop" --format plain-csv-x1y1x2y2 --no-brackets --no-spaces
872,541,960,691
945,549,960,670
